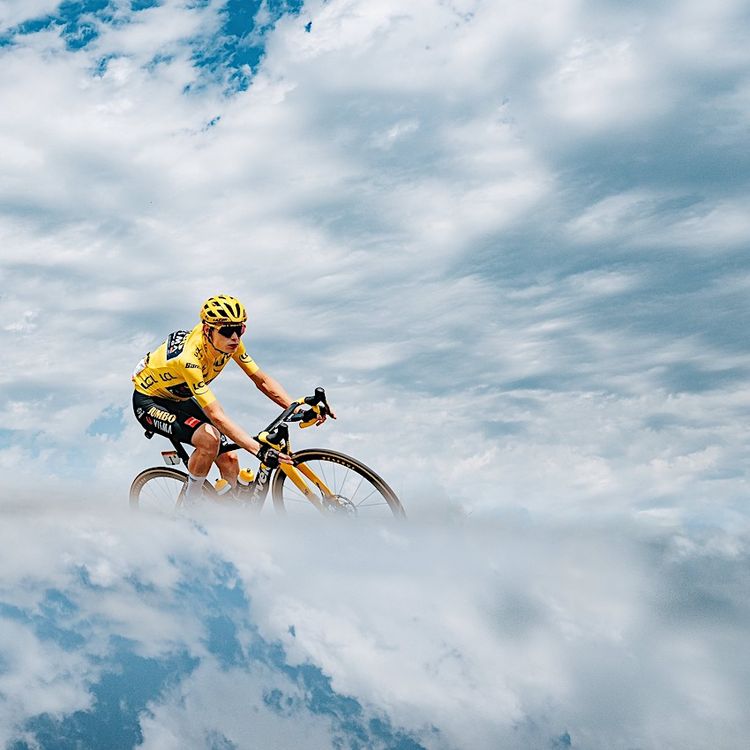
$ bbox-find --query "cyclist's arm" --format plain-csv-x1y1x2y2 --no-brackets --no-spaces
233,343,292,409
202,400,263,455
249,369,293,409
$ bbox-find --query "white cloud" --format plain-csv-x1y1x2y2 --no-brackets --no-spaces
1,505,748,748
541,36,670,129
0,0,61,31
0,621,94,747
567,190,750,250
139,661,340,750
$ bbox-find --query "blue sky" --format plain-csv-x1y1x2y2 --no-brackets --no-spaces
1,0,750,746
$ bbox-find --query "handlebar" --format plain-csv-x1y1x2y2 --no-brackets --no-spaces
255,386,331,448
220,387,331,458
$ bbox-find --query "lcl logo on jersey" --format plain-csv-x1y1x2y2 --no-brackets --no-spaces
147,406,176,423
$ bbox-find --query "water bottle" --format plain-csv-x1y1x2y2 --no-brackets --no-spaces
235,468,255,500
214,478,232,497
238,468,255,487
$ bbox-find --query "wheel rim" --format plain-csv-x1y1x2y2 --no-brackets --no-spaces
133,473,185,513
276,457,398,518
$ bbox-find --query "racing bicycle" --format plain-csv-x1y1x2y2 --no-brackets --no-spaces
129,388,405,518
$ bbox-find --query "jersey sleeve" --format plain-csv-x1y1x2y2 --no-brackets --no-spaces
233,341,259,376
181,359,216,408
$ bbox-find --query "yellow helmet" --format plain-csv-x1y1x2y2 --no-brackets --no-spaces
200,295,247,326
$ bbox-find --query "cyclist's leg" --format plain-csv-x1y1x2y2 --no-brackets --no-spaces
215,450,240,486
134,392,240,491
188,423,221,476
180,423,221,502
177,399,240,487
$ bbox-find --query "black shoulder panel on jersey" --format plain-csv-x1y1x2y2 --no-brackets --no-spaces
166,330,190,361
166,382,193,399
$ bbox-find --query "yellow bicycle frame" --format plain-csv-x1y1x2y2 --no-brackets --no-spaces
277,463,335,512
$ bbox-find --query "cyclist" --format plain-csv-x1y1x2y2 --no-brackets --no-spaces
132,294,333,502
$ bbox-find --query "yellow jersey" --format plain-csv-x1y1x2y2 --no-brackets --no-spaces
132,324,259,407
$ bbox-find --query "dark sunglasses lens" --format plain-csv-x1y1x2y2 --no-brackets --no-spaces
218,325,244,337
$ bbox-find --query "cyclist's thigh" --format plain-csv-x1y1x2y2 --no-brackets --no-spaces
132,391,204,445
176,399,233,453
179,399,236,455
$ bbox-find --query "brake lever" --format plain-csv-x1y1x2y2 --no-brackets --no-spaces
303,387,326,406
313,387,333,416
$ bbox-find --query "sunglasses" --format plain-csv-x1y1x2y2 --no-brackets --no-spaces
213,323,246,338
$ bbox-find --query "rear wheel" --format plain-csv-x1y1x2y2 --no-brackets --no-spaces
129,467,208,513
271,449,405,518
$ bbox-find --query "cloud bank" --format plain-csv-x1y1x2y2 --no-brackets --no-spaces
1,504,748,749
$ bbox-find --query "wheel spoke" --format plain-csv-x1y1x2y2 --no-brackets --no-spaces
287,483,312,503
319,460,331,493
355,487,378,507
349,474,366,505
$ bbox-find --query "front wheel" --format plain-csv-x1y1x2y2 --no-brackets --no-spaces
271,449,405,518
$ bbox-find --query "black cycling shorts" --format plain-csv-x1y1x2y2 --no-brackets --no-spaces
132,391,235,454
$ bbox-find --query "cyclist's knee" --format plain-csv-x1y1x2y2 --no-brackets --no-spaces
192,424,221,456
216,451,239,470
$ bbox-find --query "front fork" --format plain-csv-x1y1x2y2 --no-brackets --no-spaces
277,463,328,512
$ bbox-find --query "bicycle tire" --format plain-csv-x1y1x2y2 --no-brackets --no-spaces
271,449,405,518
129,467,188,512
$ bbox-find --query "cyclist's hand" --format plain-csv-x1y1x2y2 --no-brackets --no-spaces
256,445,293,468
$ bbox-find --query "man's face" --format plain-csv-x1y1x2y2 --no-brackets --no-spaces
206,323,244,354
